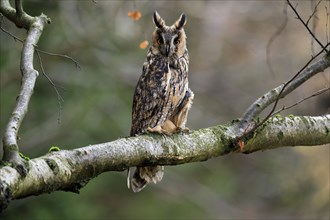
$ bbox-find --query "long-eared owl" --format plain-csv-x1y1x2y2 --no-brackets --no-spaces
129,11,194,192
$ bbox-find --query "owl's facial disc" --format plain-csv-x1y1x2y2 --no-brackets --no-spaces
158,32,178,57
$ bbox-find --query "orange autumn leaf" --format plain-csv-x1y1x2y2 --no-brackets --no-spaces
139,40,149,49
128,10,142,21
238,140,245,151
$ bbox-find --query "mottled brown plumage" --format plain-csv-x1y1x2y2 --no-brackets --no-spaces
129,11,194,192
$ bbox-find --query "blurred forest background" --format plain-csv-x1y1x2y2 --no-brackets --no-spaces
1,0,329,219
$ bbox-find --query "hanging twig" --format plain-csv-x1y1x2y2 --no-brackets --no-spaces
0,25,23,42
0,25,81,69
35,50,64,124
0,24,81,124
36,48,81,69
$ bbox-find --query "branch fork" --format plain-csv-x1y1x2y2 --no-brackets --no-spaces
1,0,49,165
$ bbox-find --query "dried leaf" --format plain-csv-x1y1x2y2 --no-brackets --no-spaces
128,10,142,21
238,140,245,151
139,40,149,49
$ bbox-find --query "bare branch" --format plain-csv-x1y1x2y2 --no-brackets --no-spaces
272,87,330,116
0,26,81,68
308,0,322,55
250,45,329,133
0,25,80,125
36,49,81,69
0,0,34,29
236,50,330,135
35,50,64,124
306,0,322,26
287,0,328,53
1,0,49,164
239,1,330,137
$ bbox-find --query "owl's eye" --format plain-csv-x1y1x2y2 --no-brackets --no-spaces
174,37,180,45
157,38,163,45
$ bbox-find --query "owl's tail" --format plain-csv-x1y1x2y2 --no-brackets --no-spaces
129,166,164,192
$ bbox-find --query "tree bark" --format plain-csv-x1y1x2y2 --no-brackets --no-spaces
1,115,329,211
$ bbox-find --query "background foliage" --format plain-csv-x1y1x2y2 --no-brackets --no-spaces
0,1,329,219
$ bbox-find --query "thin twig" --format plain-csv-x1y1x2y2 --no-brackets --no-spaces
35,49,64,124
272,87,330,116
319,5,330,83
306,0,322,26
266,2,288,78
0,25,81,69
287,0,328,53
309,0,322,55
326,6,329,45
36,48,81,69
0,25,23,42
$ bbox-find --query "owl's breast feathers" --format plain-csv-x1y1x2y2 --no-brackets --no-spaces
130,50,189,136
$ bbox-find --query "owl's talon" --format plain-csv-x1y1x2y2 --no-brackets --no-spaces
182,127,191,133
174,127,190,134
147,126,171,136
162,130,171,136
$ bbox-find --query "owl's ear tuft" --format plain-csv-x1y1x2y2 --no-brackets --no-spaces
174,13,186,30
153,11,165,28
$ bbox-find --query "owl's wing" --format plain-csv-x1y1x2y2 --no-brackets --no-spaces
130,59,172,136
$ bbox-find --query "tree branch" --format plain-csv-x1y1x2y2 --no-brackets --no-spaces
0,0,33,29
272,86,330,116
240,115,330,153
237,52,330,135
287,0,327,52
1,0,49,165
0,115,329,211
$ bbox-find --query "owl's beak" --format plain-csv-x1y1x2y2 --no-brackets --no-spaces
165,45,170,57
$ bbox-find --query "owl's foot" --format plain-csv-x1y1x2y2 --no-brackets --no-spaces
147,126,171,136
175,127,191,134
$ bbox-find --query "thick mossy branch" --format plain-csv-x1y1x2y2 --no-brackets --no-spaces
0,115,328,209
243,115,330,153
